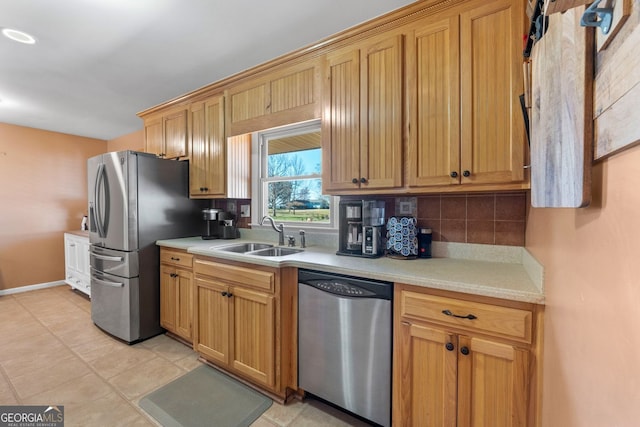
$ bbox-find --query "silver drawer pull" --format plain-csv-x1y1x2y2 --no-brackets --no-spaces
92,253,124,262
92,276,124,287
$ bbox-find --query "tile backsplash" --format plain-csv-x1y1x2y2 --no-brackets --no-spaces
413,193,527,246
227,192,527,247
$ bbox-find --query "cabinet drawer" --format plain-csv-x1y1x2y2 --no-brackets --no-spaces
194,259,274,292
160,249,193,269
399,290,532,343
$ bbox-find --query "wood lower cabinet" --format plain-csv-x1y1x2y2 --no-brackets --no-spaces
393,284,540,426
193,257,295,398
159,248,194,342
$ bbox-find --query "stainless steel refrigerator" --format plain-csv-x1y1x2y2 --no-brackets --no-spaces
87,151,204,343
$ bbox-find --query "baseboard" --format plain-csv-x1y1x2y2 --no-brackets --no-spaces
0,280,66,296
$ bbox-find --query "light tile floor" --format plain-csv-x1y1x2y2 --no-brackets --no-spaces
0,285,371,426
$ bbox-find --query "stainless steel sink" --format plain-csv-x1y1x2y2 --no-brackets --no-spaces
249,247,304,257
215,242,274,253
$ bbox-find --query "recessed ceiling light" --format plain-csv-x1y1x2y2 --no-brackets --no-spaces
2,28,37,45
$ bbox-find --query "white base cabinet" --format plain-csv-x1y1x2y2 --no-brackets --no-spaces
64,233,90,297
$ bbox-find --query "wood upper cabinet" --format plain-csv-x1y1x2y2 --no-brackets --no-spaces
459,0,526,186
227,59,321,136
193,259,279,391
190,95,226,197
322,33,403,193
393,284,537,426
159,248,194,342
407,0,527,190
407,14,460,187
144,105,188,159
190,95,251,199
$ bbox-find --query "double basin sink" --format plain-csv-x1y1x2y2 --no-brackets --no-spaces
214,242,303,257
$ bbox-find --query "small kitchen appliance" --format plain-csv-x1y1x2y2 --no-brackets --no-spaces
337,199,385,258
418,227,432,258
386,216,418,259
221,219,238,239
202,208,222,240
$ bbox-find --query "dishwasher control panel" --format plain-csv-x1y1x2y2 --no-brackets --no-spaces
308,280,375,297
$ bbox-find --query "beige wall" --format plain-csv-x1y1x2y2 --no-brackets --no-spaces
0,123,107,290
0,124,143,290
107,129,144,152
527,145,640,426
527,4,640,426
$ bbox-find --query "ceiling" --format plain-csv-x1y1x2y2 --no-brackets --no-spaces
0,0,416,141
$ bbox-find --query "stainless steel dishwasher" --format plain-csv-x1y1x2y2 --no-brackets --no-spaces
298,269,392,427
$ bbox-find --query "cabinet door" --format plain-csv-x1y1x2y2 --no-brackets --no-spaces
164,108,188,159
407,15,461,187
194,279,229,365
230,286,275,388
189,102,208,196
360,34,403,189
395,321,457,427
144,116,163,157
322,48,361,192
459,0,525,185
64,235,80,273
160,265,177,333
77,238,90,277
205,96,227,196
189,96,226,198
175,268,193,340
457,336,529,427
228,82,269,134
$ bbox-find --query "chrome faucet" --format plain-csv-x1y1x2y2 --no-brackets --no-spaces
260,215,285,246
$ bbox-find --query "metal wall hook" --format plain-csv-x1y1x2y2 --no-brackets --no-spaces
580,0,614,34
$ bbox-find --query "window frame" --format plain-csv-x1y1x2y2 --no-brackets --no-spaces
251,119,338,232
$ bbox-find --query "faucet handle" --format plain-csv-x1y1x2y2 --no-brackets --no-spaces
286,235,296,247
299,230,306,248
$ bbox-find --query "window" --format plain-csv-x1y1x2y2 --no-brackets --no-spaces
252,119,337,230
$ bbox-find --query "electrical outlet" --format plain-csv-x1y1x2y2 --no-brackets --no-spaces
240,204,250,217
227,201,236,213
396,197,417,217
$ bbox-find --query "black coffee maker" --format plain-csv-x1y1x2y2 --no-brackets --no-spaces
202,208,222,239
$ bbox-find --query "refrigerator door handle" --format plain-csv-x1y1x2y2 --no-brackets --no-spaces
92,253,124,262
91,274,124,288
94,163,105,238
94,163,111,238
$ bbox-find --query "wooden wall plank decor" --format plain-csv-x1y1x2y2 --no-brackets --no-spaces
530,7,593,208
594,2,640,159
544,0,590,15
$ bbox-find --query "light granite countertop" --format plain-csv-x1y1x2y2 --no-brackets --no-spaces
157,232,544,304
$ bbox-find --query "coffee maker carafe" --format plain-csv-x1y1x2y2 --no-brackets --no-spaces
337,200,385,258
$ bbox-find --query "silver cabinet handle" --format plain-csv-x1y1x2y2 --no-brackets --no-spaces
91,276,124,287
91,253,123,262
